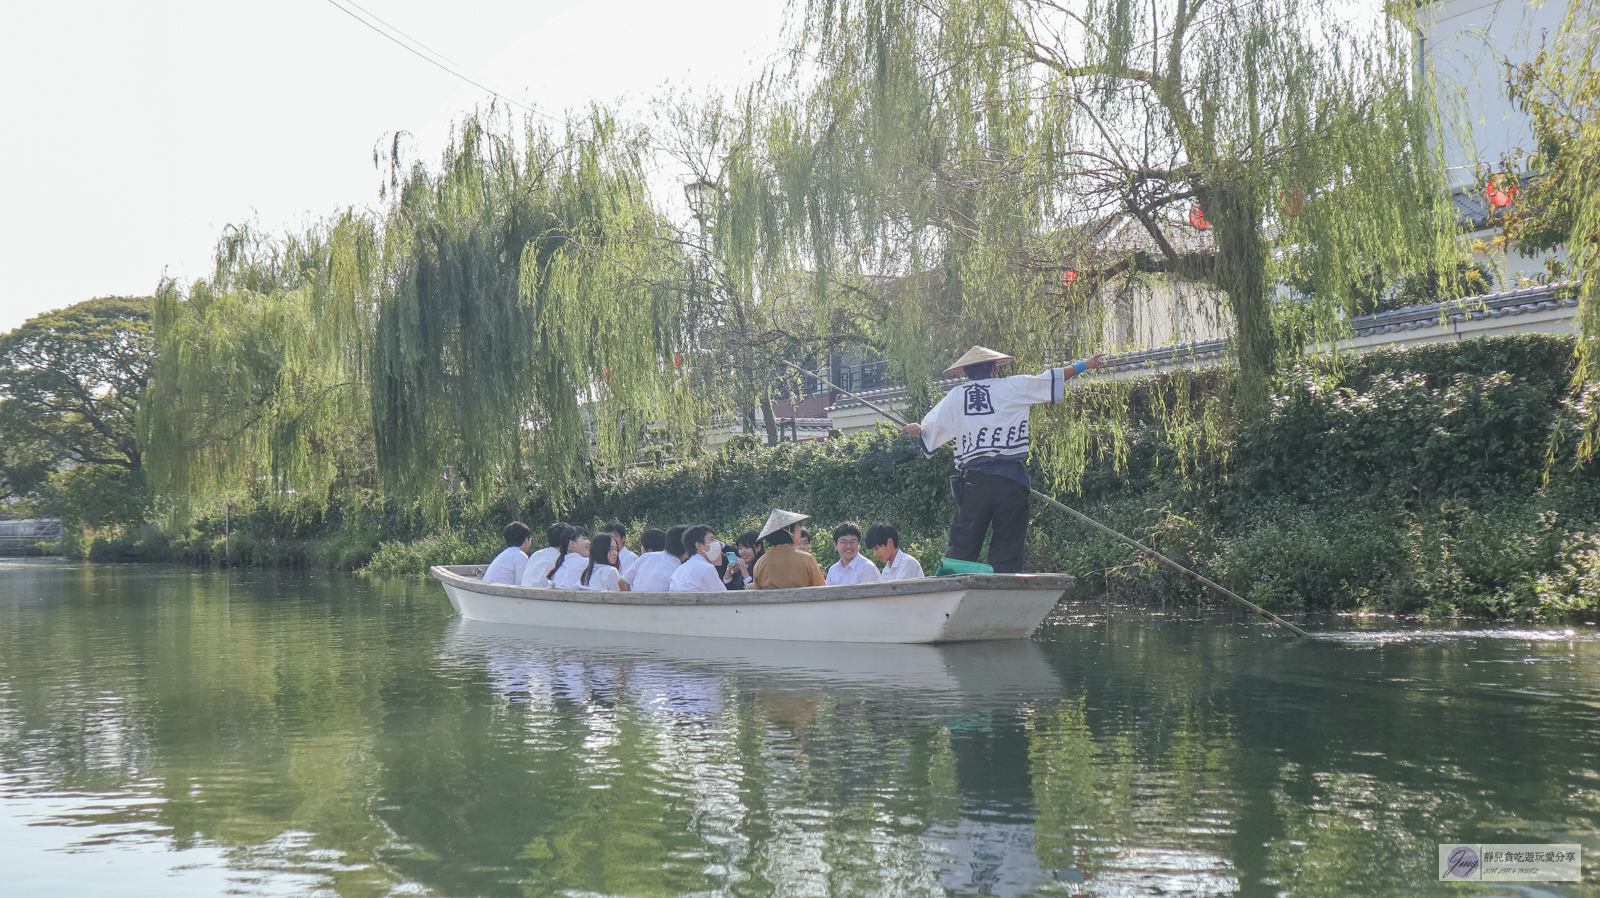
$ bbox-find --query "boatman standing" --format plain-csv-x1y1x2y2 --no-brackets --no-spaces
903,346,1103,573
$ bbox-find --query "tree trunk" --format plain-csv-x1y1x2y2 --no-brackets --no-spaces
759,394,780,446
1208,182,1275,420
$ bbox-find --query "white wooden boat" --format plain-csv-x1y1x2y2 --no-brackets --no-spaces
430,565,1073,643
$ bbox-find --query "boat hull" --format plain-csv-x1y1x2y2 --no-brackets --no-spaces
430,565,1071,643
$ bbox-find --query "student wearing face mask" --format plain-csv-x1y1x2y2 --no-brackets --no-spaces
667,524,727,592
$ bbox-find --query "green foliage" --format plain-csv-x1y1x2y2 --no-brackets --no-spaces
1503,4,1600,460
366,531,505,578
373,112,694,517
0,296,155,548
0,296,152,493
141,112,699,528
539,334,1593,619
790,0,1458,422
140,218,379,526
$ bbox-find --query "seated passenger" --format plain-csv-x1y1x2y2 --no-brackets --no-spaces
723,530,763,590
625,525,688,592
668,524,726,592
751,508,826,589
580,533,623,591
619,527,666,589
602,521,638,573
520,521,570,588
865,522,924,580
547,526,591,590
824,521,880,586
483,521,532,585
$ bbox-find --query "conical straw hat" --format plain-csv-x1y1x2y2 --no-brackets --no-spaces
758,508,811,540
944,345,1016,375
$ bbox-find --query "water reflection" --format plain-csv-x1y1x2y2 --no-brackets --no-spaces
0,562,1597,896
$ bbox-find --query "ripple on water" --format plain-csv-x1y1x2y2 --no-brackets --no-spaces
5,568,1600,896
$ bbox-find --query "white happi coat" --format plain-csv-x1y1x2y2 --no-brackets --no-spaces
917,368,1068,468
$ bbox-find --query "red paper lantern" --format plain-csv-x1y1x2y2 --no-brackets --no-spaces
603,368,612,382
673,353,683,369
1188,205,1210,230
1061,269,1079,286
1485,176,1518,208
1279,188,1306,218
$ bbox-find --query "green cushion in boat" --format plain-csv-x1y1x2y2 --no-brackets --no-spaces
935,557,994,576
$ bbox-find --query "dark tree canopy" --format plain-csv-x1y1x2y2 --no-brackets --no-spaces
0,296,153,495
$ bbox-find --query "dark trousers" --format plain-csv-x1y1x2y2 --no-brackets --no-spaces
946,470,1030,573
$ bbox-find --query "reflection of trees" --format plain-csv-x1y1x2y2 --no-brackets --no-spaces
7,573,1600,898
0,566,417,896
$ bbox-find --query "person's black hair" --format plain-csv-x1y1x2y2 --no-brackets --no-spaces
547,524,587,581
504,521,531,548
735,530,764,563
832,521,863,543
765,526,795,546
546,521,570,549
581,533,613,587
864,523,899,550
640,528,666,552
963,361,996,379
683,524,715,554
603,521,627,540
799,526,811,541
664,524,690,559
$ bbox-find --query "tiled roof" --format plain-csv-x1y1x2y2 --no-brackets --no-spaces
1349,282,1575,338
822,283,1576,418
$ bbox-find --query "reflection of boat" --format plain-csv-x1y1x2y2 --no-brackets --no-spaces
437,618,1067,707
430,565,1071,643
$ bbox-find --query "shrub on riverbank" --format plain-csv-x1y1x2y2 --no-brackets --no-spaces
104,333,1599,619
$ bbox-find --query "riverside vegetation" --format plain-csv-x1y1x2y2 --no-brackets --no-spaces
66,333,1600,621
5,3,1599,624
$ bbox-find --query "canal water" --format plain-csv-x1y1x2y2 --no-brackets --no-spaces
1,559,1596,897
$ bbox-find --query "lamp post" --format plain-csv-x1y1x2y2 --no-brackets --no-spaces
684,178,718,226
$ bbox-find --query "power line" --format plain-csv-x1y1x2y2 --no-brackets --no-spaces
321,0,562,123
338,0,465,69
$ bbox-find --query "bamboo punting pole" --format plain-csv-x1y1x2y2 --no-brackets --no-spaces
783,360,1310,638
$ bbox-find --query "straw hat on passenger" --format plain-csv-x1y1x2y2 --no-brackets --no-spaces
758,508,811,540
944,345,1016,375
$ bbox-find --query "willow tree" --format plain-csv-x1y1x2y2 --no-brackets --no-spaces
140,216,379,525
372,111,695,517
144,109,697,524
794,0,1459,417
1506,2,1600,459
658,91,921,440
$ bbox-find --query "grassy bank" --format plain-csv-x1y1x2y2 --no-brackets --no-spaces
99,334,1600,620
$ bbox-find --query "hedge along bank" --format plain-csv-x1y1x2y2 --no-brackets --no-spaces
540,334,1600,619
134,334,1600,619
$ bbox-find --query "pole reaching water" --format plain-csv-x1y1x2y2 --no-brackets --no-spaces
782,360,1310,638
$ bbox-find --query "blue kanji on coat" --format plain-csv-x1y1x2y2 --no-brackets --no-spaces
963,383,994,415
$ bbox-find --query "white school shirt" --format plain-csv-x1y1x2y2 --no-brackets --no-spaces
917,369,1068,469
627,552,681,592
549,553,588,590
617,546,639,572
825,553,881,586
879,550,925,581
620,550,653,585
520,546,562,588
582,564,621,591
668,553,726,592
482,546,528,585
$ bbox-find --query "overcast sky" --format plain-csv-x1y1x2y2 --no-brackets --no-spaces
0,0,790,333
